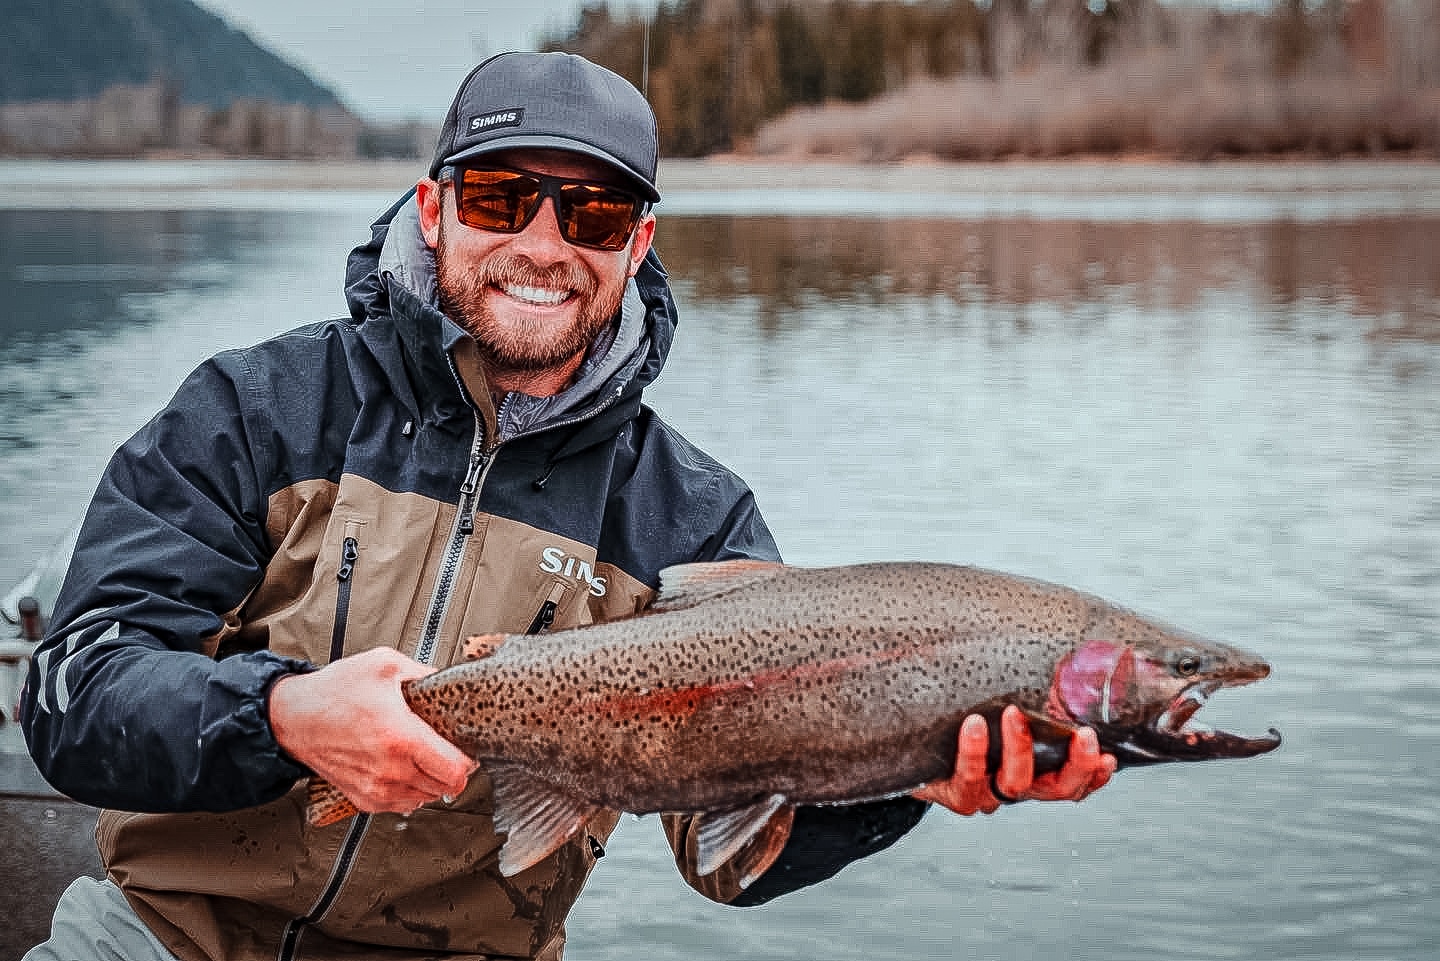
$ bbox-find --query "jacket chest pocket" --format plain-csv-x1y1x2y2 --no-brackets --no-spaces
256,477,449,663
444,579,575,670
275,513,380,664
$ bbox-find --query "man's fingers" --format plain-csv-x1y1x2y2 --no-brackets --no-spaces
957,713,1002,814
273,648,477,814
409,739,477,797
912,713,1002,814
1024,726,1118,802
914,710,1116,814
993,704,1035,802
1067,727,1117,798
957,712,990,771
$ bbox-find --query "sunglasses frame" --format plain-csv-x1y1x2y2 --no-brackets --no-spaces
439,164,647,252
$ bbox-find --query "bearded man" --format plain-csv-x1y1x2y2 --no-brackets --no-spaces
23,52,1112,961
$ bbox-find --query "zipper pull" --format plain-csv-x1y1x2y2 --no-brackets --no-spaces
337,537,359,581
525,600,558,635
457,450,488,537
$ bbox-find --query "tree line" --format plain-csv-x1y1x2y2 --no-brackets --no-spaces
544,0,1439,158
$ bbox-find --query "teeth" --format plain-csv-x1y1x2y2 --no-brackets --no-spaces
1157,684,1217,734
501,283,570,306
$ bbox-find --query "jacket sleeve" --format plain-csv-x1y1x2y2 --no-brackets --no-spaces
662,467,931,905
21,354,313,812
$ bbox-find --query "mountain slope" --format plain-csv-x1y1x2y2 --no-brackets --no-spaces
2,0,344,109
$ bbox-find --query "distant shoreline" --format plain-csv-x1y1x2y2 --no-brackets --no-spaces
2,156,1438,213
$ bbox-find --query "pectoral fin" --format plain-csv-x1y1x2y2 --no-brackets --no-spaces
489,764,601,877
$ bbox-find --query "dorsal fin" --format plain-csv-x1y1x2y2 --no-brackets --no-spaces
650,560,789,614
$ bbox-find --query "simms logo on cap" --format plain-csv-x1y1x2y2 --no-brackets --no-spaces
468,108,525,135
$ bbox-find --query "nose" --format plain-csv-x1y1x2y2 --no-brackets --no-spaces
509,197,572,263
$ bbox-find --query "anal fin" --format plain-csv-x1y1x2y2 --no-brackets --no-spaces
693,793,790,878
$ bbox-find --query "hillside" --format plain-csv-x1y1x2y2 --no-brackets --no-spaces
548,0,1440,160
2,0,343,110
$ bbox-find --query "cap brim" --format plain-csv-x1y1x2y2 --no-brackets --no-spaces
443,135,660,203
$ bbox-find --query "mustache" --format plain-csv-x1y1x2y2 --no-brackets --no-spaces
475,255,596,297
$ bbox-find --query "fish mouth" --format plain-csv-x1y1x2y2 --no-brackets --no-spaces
1111,680,1282,766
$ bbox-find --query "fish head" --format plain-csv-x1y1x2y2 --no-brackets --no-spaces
1050,628,1281,767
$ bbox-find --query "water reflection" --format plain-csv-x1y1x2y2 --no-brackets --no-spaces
0,207,353,584
657,215,1440,343
0,210,265,341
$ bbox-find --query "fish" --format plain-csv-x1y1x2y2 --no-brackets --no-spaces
307,560,1281,877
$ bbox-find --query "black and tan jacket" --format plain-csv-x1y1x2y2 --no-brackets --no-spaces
23,191,926,961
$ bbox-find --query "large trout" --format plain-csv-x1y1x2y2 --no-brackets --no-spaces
309,560,1280,876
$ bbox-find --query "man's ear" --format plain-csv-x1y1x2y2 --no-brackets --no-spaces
627,214,656,278
416,179,443,249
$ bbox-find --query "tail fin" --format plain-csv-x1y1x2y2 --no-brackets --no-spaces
305,777,360,827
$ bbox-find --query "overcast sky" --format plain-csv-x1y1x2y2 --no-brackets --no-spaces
194,0,656,122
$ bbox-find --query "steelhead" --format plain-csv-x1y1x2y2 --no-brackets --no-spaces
308,560,1281,876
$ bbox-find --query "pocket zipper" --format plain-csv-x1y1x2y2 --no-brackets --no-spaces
525,582,570,635
328,535,359,663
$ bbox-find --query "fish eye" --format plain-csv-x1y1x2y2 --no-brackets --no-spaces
1176,654,1202,676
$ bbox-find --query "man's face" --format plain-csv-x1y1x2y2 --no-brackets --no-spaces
420,148,655,380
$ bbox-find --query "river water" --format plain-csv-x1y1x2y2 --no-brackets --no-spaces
0,160,1436,961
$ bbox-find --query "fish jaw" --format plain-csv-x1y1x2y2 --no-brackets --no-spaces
1109,676,1282,765
1051,637,1282,767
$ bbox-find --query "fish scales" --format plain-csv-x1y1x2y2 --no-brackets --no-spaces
408,564,1178,812
311,560,1279,877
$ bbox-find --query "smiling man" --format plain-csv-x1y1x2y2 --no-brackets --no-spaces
424,150,654,396
23,52,1111,961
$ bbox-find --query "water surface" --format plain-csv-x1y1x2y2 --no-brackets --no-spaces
1,162,1435,961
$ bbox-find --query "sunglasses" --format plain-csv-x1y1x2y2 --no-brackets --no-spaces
441,165,646,252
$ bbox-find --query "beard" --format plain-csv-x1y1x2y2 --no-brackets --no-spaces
434,219,626,377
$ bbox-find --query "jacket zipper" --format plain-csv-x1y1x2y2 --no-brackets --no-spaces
285,396,497,956
278,535,370,961
277,346,618,955
417,412,494,665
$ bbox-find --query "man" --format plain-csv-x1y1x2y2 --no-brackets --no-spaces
22,52,1113,961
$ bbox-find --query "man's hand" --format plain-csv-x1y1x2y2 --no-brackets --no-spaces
912,705,1117,815
268,647,476,816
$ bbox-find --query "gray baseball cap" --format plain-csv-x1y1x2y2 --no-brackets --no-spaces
430,51,660,202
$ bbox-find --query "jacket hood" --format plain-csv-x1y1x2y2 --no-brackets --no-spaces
342,189,678,446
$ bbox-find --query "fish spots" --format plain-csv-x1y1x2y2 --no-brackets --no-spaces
386,560,1273,831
